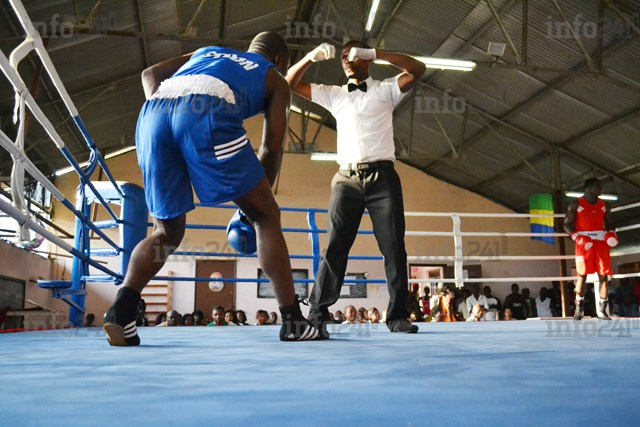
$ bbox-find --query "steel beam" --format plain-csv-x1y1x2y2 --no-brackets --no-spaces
182,0,207,36
485,0,523,65
549,0,597,72
135,0,150,68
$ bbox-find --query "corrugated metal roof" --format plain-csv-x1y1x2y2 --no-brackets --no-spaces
0,0,639,246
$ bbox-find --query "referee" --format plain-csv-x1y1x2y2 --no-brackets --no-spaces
286,40,426,336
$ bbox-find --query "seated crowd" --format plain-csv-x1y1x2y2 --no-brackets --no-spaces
131,278,640,326
148,306,282,327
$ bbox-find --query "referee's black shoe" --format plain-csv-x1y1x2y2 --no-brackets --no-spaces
387,319,419,333
306,308,331,340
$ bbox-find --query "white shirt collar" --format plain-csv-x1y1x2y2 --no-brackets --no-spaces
346,76,375,87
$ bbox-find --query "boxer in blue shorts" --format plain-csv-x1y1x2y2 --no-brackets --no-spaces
103,32,322,345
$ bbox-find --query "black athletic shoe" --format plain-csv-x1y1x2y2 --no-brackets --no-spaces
279,298,325,341
573,300,584,321
387,319,419,333
597,300,611,320
103,287,141,346
307,308,331,340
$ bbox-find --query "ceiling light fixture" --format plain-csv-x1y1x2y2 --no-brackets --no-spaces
365,0,381,32
375,56,476,72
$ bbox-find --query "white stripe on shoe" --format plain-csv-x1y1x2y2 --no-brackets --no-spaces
123,321,137,339
300,325,319,340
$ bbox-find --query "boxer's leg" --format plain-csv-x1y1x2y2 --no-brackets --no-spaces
236,179,324,341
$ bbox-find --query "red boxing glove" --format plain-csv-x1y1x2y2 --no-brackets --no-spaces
605,231,619,248
571,233,593,251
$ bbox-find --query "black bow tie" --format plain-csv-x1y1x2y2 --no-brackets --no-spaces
348,81,367,92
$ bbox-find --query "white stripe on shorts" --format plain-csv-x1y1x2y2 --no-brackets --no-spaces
215,137,248,160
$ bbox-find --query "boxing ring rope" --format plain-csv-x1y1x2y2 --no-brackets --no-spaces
0,1,148,326
154,202,639,288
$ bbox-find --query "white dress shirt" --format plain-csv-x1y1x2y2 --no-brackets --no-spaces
484,296,500,321
310,76,408,166
466,294,489,313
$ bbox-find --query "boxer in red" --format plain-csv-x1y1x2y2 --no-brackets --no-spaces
564,178,618,320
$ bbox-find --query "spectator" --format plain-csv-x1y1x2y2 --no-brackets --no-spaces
466,304,486,322
236,310,248,325
608,292,616,315
136,299,149,327
503,308,514,320
465,284,489,315
357,307,368,323
255,310,270,326
343,305,358,324
170,310,183,326
157,310,181,327
614,295,639,317
535,287,554,318
225,309,238,325
192,310,205,326
566,283,576,316
183,313,195,326
483,286,501,321
407,283,423,321
368,307,381,323
83,313,96,327
269,311,279,325
154,312,166,326
457,288,471,320
420,286,431,319
433,286,459,322
208,306,232,326
522,288,537,318
504,283,526,320
549,281,562,317
584,287,597,317
634,279,640,306
334,310,346,324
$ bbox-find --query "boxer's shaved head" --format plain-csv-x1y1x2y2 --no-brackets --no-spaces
248,31,290,73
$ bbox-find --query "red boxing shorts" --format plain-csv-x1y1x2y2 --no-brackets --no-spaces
575,240,611,276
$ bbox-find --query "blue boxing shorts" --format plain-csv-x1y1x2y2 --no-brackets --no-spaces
135,76,264,220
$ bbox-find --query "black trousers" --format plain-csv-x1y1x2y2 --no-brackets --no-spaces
309,165,409,322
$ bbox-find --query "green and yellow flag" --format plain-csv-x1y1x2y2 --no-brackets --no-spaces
529,194,555,245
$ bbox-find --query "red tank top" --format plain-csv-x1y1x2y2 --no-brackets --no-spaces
576,197,606,232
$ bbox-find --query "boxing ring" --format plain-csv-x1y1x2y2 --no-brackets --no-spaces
1,1,640,425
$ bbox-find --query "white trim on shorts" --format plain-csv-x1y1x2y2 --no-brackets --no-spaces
150,74,236,105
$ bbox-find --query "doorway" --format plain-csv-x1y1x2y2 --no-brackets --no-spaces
194,260,236,318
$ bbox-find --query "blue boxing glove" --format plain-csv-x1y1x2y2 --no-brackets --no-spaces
227,209,257,254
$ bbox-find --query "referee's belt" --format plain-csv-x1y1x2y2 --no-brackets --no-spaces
340,160,394,171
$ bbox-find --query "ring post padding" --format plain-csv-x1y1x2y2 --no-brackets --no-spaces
69,187,92,326
119,183,148,278
451,214,464,288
